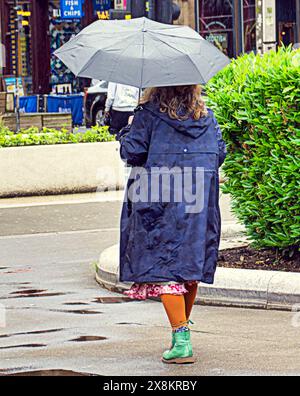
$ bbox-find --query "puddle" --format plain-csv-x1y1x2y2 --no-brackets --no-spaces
63,302,89,306
70,336,107,342
7,292,66,299
0,329,64,339
0,344,47,350
4,268,32,275
50,309,102,315
2,369,96,376
11,289,46,295
93,297,132,304
25,329,63,335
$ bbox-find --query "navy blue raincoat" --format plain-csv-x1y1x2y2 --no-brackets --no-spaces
119,102,226,285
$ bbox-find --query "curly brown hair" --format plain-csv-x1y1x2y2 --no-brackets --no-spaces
140,85,207,121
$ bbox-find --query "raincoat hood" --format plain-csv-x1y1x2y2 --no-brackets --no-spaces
143,102,212,139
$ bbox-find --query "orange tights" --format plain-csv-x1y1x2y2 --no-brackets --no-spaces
160,283,198,330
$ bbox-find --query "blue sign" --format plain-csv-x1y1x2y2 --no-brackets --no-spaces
60,0,83,19
93,0,111,12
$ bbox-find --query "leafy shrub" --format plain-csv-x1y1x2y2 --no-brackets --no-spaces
206,47,300,251
0,125,115,147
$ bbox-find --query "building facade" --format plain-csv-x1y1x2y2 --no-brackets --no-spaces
0,0,108,95
194,0,300,57
1,0,299,96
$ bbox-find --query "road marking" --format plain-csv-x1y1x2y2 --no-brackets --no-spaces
0,228,120,240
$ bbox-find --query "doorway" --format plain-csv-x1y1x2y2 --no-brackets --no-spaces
276,0,297,46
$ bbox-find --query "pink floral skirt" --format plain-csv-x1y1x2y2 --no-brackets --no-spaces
124,281,198,301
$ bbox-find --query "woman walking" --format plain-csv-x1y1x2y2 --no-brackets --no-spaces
119,85,226,364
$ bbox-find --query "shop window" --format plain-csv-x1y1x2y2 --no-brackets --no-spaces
7,0,33,94
93,0,112,18
198,0,256,56
243,0,256,53
198,0,234,57
115,0,127,10
49,0,83,93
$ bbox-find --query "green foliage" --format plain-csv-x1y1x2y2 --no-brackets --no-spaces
206,47,300,250
0,125,115,147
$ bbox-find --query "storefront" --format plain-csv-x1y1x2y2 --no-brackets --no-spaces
0,0,115,95
1,0,299,95
195,0,300,57
196,0,257,57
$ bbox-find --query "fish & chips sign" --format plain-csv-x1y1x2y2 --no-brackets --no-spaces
60,0,83,19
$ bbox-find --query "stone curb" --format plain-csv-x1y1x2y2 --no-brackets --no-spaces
96,244,300,312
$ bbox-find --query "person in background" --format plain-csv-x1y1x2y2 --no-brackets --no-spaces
105,82,140,136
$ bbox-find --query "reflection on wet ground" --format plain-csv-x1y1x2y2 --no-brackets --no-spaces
70,336,107,342
11,289,47,295
0,344,47,350
93,297,132,304
0,255,135,376
4,292,67,299
49,309,102,315
0,329,64,339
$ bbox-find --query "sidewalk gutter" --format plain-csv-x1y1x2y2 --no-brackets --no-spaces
96,244,300,312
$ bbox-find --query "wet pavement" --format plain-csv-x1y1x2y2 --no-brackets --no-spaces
0,197,300,376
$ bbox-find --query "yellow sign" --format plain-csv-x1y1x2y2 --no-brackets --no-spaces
17,11,31,17
97,11,109,20
22,21,29,26
125,14,132,20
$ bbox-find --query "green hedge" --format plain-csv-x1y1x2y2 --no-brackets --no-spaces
0,125,115,147
206,47,300,251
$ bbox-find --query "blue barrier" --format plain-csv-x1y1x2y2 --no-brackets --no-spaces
46,94,84,125
19,96,38,113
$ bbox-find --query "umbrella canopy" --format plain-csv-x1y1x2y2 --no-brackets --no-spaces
55,17,230,88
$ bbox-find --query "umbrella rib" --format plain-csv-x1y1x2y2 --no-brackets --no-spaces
140,18,146,90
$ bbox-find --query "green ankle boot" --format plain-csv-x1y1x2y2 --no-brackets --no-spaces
163,330,195,364
170,321,194,349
